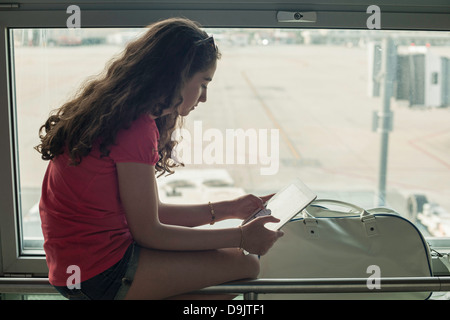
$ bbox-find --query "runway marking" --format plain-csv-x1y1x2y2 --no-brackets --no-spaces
408,129,450,170
241,70,301,160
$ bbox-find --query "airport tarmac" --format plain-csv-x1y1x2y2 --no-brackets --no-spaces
180,44,450,211
12,38,450,239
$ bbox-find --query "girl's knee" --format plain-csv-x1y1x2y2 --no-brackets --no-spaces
231,249,260,279
245,254,260,279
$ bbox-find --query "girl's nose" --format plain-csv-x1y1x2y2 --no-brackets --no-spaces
199,88,207,103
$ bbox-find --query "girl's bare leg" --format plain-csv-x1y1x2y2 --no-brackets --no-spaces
124,247,259,300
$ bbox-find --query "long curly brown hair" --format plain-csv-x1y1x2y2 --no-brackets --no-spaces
35,18,220,176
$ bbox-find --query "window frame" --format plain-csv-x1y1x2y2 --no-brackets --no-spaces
1,1,449,277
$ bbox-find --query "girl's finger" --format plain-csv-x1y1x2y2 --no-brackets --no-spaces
259,193,275,204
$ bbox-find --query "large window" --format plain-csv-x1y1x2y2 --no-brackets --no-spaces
10,26,450,258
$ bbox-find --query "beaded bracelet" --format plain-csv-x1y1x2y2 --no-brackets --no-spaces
239,226,249,255
239,225,244,250
208,201,216,225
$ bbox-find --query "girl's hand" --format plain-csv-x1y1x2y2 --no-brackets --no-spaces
240,215,284,256
228,193,275,220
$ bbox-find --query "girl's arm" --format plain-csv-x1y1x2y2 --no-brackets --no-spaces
116,162,282,254
157,200,233,227
158,192,272,227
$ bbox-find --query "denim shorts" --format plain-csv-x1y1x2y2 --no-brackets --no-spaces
54,242,141,300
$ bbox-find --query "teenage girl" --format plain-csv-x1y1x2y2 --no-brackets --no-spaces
36,17,283,300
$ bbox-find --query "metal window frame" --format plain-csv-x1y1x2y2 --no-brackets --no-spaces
1,276,450,300
0,1,449,277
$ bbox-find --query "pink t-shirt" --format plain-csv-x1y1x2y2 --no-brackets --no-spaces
39,115,159,286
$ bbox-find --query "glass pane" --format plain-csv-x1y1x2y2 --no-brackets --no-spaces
11,27,450,255
170,29,450,237
11,28,144,253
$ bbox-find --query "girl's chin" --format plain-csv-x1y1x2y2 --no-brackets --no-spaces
185,106,197,115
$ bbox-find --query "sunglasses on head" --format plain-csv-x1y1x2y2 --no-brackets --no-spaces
194,35,215,47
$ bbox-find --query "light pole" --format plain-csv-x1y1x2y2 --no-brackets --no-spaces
375,37,396,206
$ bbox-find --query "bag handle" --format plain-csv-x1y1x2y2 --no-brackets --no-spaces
302,200,379,237
303,199,370,219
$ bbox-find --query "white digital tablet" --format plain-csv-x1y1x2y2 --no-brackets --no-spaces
242,178,317,231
